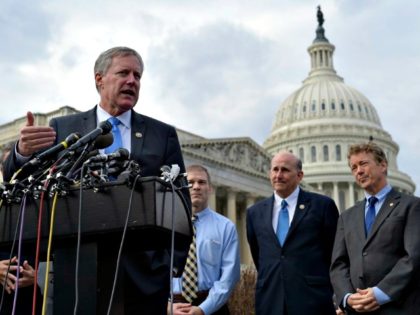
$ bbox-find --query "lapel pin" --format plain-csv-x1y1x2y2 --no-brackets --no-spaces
299,204,305,210
389,203,394,207
135,132,142,138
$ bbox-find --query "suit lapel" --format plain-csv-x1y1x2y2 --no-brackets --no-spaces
353,201,367,242
366,189,401,243
286,190,309,242
81,107,97,135
130,110,146,159
262,196,279,244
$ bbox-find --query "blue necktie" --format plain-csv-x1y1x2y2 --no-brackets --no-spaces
365,196,378,236
105,117,123,154
277,200,289,246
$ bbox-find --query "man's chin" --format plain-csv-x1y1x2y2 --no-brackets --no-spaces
118,102,136,111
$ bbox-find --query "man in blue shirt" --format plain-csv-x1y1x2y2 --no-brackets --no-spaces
330,142,420,314
168,164,240,315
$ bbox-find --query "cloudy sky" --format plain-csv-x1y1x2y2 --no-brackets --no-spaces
1,0,420,192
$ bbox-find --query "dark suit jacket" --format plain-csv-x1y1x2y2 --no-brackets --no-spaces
330,189,420,315
246,189,339,315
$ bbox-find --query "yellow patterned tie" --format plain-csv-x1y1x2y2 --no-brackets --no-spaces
182,215,198,303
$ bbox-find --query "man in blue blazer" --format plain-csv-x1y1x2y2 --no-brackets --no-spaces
3,47,190,314
330,142,420,314
246,151,339,315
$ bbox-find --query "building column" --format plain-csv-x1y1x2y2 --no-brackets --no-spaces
241,194,256,266
333,182,339,207
227,189,237,224
348,182,355,208
209,185,217,210
317,49,321,67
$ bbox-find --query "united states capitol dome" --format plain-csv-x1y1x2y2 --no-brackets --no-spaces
263,7,414,210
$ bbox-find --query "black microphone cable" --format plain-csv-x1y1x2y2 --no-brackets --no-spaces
0,191,30,315
72,163,86,315
106,174,141,315
66,143,92,180
0,193,26,314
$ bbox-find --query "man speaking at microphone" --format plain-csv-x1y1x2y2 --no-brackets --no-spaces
3,46,190,314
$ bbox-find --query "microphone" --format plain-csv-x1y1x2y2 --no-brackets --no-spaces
93,133,114,149
67,121,112,152
21,132,81,169
85,148,130,163
160,164,181,182
160,165,171,181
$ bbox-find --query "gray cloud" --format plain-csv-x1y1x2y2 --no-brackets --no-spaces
0,0,51,63
147,21,286,140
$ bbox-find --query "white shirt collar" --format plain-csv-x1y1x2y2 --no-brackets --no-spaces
96,105,131,129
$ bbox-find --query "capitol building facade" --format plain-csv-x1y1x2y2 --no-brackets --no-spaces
264,9,415,210
0,9,415,265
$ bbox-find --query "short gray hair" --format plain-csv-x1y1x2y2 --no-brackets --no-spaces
94,46,144,91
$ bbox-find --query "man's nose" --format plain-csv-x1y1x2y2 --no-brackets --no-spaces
126,73,136,84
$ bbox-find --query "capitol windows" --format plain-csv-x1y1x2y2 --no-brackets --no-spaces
323,145,329,161
340,101,345,110
331,101,336,110
365,107,371,119
321,101,326,110
357,102,362,112
312,101,316,112
311,146,317,162
349,101,354,111
336,145,342,161
299,148,305,163
303,104,307,112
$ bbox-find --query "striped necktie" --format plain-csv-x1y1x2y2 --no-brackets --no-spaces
182,215,198,303
105,117,122,154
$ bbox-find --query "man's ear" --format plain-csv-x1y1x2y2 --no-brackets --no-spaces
95,73,103,90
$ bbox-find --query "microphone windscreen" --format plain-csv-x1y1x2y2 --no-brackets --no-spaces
94,133,114,149
99,120,112,134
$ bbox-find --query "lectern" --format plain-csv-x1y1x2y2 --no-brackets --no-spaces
0,176,192,314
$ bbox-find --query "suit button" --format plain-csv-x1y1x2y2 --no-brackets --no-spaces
362,252,367,256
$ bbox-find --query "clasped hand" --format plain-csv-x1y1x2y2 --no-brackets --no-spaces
347,288,380,313
0,257,36,294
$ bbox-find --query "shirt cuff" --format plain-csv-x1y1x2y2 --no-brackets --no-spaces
373,287,391,305
342,293,351,308
14,142,31,163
